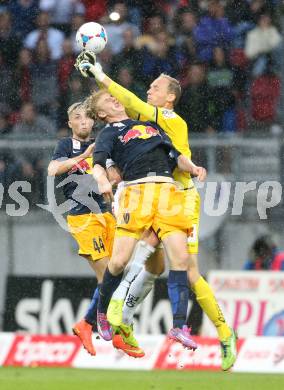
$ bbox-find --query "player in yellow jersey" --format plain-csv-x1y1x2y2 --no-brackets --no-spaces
75,52,237,371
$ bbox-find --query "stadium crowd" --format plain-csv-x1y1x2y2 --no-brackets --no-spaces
0,0,282,203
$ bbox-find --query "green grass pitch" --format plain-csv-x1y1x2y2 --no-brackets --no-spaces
0,368,283,390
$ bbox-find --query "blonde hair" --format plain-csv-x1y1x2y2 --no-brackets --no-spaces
159,73,181,105
85,90,109,121
67,101,86,118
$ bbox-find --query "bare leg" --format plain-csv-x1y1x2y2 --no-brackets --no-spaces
87,256,109,283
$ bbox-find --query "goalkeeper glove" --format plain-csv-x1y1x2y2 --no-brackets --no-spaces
75,50,96,68
82,50,97,65
78,60,105,81
75,51,105,81
76,50,97,65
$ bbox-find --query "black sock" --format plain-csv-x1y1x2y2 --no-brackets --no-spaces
97,267,123,314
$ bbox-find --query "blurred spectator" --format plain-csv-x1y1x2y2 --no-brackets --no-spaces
111,28,142,78
24,11,65,60
0,104,12,135
59,73,91,125
104,2,140,54
18,155,45,205
225,0,252,25
193,0,234,62
65,73,91,105
57,40,79,125
29,39,59,119
174,8,198,67
8,0,39,37
0,151,22,194
0,51,17,109
244,235,284,270
135,14,164,54
156,0,193,20
39,0,85,34
142,13,166,35
0,0,281,139
178,63,212,133
174,8,197,47
12,102,56,138
0,9,22,67
69,12,86,54
250,65,280,124
58,39,76,94
230,47,249,95
56,126,69,138
207,47,236,132
139,31,180,84
245,13,282,77
98,47,115,75
249,0,272,23
179,35,198,68
14,48,33,107
124,0,161,20
225,1,254,49
81,0,107,22
123,1,144,29
152,31,180,75
116,66,146,99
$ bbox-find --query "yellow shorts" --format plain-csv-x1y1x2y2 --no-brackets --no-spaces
184,186,200,255
155,186,200,254
67,212,116,261
115,182,194,240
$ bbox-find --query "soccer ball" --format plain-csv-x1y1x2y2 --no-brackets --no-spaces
75,22,107,54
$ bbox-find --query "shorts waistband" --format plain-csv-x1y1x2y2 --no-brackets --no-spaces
124,181,176,187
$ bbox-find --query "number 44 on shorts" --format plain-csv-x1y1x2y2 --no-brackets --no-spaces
93,237,105,253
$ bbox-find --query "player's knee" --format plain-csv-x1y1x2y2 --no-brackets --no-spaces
110,255,128,273
171,251,189,270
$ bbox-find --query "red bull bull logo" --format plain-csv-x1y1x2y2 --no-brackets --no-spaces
119,125,160,144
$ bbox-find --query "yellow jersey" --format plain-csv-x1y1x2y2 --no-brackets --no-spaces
108,81,193,189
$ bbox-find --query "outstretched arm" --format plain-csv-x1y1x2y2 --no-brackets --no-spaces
76,51,157,121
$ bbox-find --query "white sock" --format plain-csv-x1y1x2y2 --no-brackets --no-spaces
122,269,157,325
112,240,155,300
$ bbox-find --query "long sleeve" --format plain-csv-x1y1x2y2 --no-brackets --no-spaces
108,80,157,121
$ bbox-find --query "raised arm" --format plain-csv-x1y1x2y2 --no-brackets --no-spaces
75,51,157,121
